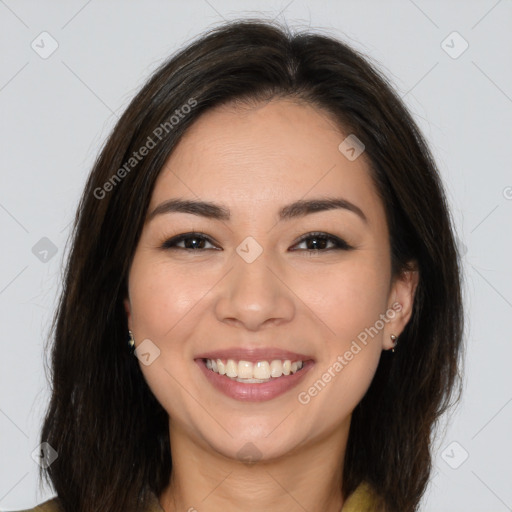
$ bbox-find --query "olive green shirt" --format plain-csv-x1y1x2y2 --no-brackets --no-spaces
10,481,377,511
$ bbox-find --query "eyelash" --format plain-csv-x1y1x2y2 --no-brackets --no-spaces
160,231,353,253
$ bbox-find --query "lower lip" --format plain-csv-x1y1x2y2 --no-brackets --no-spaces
196,358,315,402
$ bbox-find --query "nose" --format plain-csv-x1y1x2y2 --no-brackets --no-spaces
214,250,295,332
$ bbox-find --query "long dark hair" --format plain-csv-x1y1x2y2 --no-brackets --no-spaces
39,19,464,512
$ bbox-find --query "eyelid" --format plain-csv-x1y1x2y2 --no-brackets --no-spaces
160,232,219,250
161,231,353,252
290,231,353,251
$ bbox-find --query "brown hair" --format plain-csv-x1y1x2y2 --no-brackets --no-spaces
39,19,464,512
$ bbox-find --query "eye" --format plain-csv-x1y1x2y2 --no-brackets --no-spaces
160,231,353,253
161,232,219,251
290,232,353,252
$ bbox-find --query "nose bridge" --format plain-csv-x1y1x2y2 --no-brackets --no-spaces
214,240,295,330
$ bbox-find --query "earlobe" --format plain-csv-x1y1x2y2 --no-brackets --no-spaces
385,267,419,350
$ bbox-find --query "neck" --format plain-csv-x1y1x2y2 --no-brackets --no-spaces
159,419,351,512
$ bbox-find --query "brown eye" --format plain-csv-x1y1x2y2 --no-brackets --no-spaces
161,233,218,251
291,232,352,252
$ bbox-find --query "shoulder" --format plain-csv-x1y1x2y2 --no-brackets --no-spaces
342,481,380,511
3,497,61,512
2,494,163,512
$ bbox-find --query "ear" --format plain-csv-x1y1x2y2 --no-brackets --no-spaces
383,264,419,350
123,296,132,331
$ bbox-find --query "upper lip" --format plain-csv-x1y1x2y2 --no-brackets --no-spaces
195,347,315,363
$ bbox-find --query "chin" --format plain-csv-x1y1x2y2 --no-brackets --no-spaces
202,423,306,464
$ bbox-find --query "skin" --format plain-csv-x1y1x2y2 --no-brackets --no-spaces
124,98,418,512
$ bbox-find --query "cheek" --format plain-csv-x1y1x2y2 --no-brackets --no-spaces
301,345,381,431
301,256,391,346
128,256,211,341
128,258,206,417
296,266,387,427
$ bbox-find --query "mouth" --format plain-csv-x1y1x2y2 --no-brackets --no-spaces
204,357,305,382
194,349,315,402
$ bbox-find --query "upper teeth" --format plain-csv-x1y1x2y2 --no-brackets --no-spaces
205,359,304,380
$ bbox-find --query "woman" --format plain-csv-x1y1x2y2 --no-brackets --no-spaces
17,18,463,512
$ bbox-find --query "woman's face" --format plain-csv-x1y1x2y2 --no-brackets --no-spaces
124,98,416,462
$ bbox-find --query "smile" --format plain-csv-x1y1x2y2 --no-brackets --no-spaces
196,355,314,402
206,358,304,382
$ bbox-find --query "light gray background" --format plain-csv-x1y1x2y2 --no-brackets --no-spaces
1,1,511,511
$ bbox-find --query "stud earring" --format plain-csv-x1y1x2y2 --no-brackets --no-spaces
390,334,397,353
128,330,135,353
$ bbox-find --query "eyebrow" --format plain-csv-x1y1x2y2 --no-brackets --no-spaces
146,197,367,224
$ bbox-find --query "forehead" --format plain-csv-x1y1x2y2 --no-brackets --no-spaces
150,98,385,226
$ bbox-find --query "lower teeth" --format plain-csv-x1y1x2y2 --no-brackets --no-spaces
231,377,272,383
